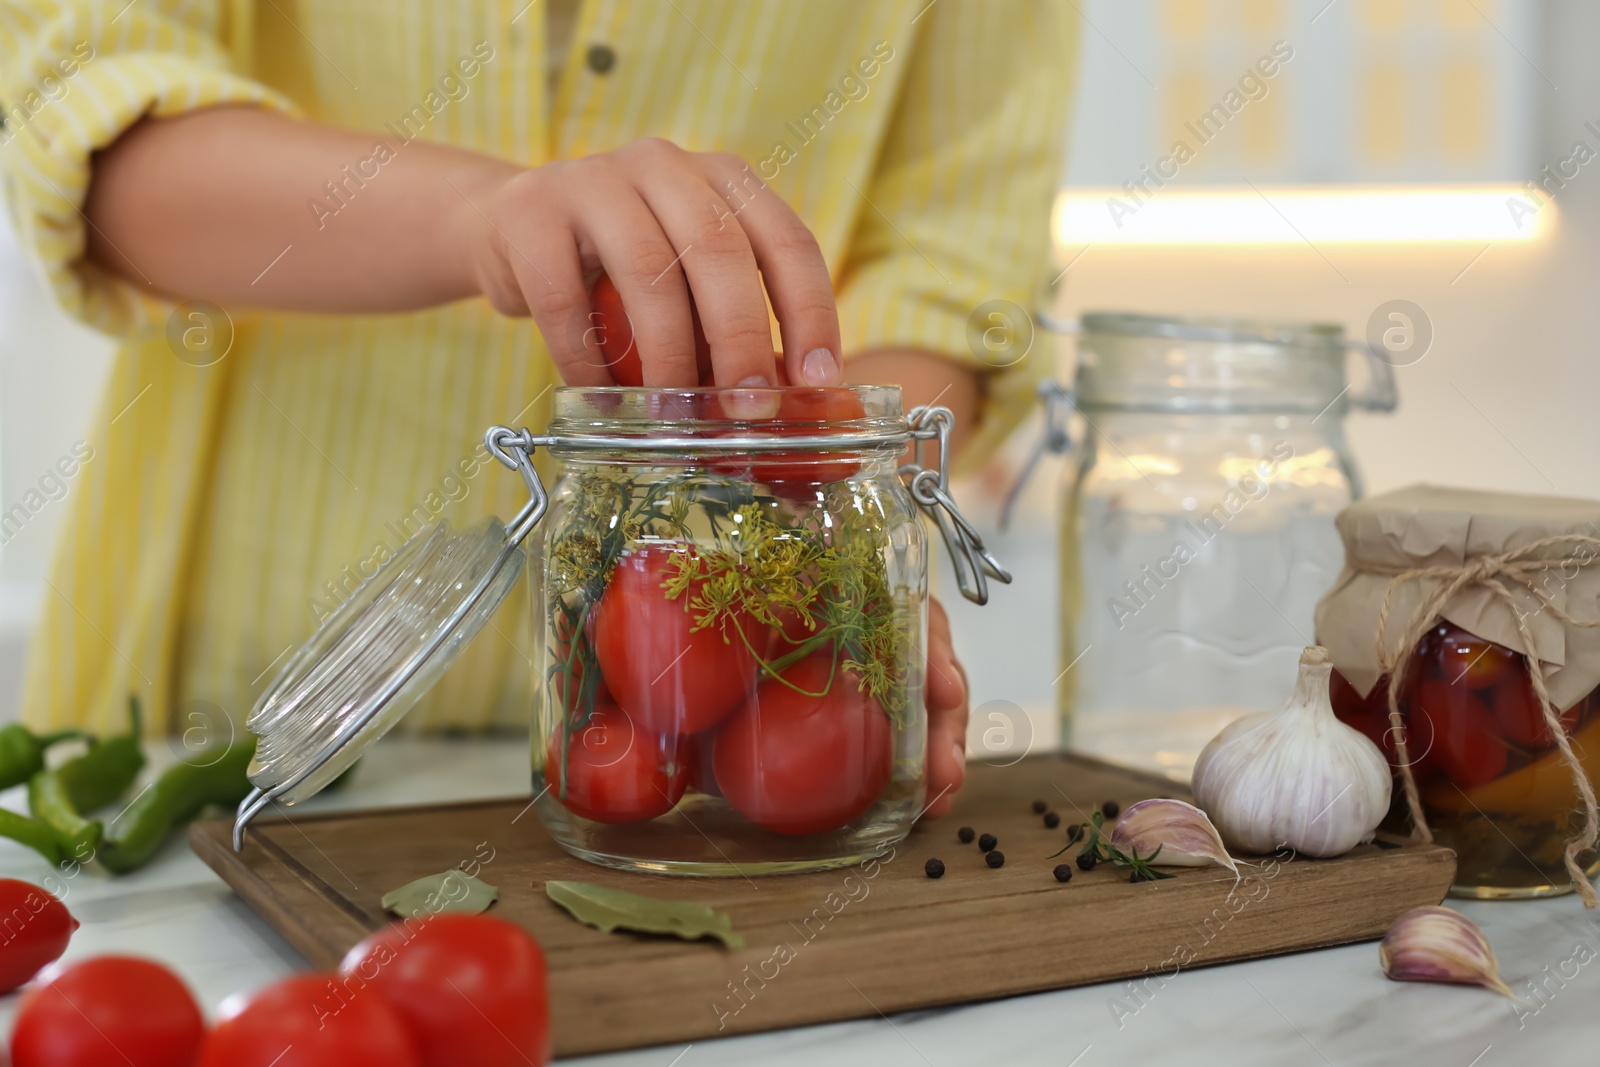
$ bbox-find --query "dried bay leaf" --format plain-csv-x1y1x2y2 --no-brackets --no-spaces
545,880,744,949
382,870,498,918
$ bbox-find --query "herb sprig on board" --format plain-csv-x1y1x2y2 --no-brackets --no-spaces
1049,810,1176,881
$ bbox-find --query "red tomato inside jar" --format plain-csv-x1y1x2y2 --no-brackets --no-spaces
524,385,1004,874
1329,620,1600,896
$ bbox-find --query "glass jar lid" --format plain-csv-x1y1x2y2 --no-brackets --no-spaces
233,518,529,842
1042,309,1398,415
1078,311,1346,348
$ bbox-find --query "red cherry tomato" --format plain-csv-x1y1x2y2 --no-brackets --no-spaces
1491,670,1580,749
1330,669,1395,753
1394,696,1443,784
1415,679,1509,787
1329,667,1438,780
593,545,758,735
11,956,205,1067
589,272,713,386
545,703,688,822
1435,623,1518,689
200,973,419,1067
713,656,893,836
0,880,76,993
766,604,831,660
684,730,722,797
711,387,868,487
339,914,549,1067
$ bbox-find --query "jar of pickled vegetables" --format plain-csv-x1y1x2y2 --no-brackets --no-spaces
1316,485,1600,898
233,386,1009,876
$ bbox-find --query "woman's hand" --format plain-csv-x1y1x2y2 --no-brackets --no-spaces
467,138,842,389
84,115,844,379
87,116,839,384
923,596,969,819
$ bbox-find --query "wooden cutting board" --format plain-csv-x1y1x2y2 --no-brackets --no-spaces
190,754,1454,1058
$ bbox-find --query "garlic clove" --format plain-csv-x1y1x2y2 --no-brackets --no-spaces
1379,906,1516,999
1192,646,1392,858
1108,798,1238,877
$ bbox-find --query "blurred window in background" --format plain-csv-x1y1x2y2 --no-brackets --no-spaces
1059,0,1540,246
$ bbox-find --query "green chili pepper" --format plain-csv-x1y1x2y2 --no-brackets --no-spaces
99,737,256,874
0,723,90,791
0,806,64,866
55,696,146,812
26,696,146,856
26,772,103,857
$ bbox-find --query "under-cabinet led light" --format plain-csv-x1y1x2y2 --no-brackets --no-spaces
1054,185,1554,246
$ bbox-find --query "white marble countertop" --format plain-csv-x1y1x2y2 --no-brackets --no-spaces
2,736,1596,1066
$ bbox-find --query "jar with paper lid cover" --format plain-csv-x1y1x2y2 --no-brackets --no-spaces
1317,484,1600,900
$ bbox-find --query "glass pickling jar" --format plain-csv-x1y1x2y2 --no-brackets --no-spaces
232,386,1009,876
1031,312,1397,781
1319,485,1600,898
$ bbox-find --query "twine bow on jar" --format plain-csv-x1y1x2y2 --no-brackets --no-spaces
1366,534,1600,908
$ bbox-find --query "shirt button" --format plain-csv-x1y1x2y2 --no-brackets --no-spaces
586,44,616,74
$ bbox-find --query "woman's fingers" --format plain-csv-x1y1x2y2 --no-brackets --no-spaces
697,154,842,386
923,596,968,820
569,163,702,386
478,140,838,389
479,178,614,386
617,140,779,387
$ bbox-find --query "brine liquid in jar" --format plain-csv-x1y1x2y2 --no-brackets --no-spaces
529,386,931,875
1330,620,1600,897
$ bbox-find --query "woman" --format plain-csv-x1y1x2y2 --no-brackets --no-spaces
2,0,1076,817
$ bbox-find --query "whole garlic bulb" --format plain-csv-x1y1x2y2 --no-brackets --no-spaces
1192,646,1391,858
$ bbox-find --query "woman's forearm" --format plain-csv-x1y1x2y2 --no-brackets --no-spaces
846,349,982,456
83,105,518,312
83,108,981,410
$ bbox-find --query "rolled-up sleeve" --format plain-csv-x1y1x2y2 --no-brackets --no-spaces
0,1,299,335
835,0,1078,466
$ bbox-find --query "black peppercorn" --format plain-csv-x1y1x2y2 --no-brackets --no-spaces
1102,800,1121,819
1076,850,1097,871
1043,811,1061,829
1066,824,1085,844
978,833,997,853
985,850,1005,869
925,858,945,879
1129,869,1149,883
1031,800,1047,814
957,826,975,844
1053,863,1073,883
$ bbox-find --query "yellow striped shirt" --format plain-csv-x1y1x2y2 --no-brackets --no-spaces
1,0,1077,734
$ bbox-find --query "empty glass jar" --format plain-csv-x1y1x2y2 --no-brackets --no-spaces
1041,312,1397,780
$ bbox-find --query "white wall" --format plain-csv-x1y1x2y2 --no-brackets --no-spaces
0,209,116,723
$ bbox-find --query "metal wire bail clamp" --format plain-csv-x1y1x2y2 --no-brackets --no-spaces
902,405,1012,606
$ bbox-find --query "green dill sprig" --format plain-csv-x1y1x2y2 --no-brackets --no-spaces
544,472,914,731
1048,810,1176,881
657,491,913,722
